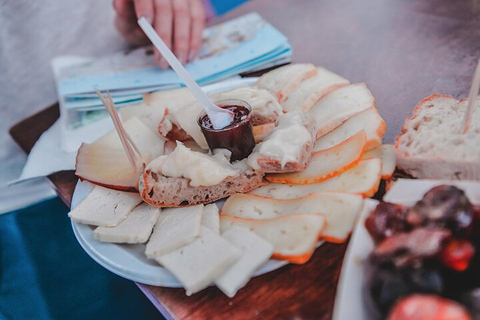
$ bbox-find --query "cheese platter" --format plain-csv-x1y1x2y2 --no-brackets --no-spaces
68,63,393,297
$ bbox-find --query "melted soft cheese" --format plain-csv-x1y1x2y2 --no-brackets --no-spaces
248,112,312,169
147,143,238,187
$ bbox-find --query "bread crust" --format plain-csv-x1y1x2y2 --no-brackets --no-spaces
140,168,266,207
395,94,480,180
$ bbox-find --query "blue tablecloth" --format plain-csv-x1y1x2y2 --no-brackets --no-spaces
0,198,160,320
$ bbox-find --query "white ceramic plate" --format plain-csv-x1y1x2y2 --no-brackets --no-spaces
71,180,302,286
332,179,480,320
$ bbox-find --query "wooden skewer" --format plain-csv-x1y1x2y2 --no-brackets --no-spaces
461,57,480,134
104,91,143,158
94,88,141,172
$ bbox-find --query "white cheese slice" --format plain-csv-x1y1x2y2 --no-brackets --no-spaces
68,186,142,227
145,205,203,259
220,214,325,264
215,227,273,297
93,203,160,243
201,204,220,234
156,227,241,296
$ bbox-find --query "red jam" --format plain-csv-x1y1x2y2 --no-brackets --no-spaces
199,104,255,162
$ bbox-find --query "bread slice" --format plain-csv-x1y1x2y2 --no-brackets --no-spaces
266,130,367,184
140,168,265,207
395,94,480,180
308,83,375,138
256,63,317,102
210,86,283,125
247,111,316,173
281,67,350,112
251,158,382,199
362,144,396,179
221,192,364,243
220,214,325,264
314,107,386,152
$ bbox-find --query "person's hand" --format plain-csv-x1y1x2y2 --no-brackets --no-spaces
113,0,206,68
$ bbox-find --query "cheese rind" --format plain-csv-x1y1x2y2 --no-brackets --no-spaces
93,203,160,243
266,130,367,184
220,214,325,264
145,205,203,259
251,158,382,199
68,186,142,227
308,83,375,138
222,192,363,242
215,227,273,297
281,67,350,112
362,144,397,179
201,204,220,234
156,227,241,296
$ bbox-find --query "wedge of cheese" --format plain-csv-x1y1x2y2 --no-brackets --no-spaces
256,63,317,102
75,117,166,192
202,204,220,234
215,227,273,297
314,107,386,152
362,144,396,179
281,67,350,112
308,83,375,138
143,87,196,108
266,130,367,184
145,205,203,259
120,103,167,133
157,227,241,296
93,203,160,243
69,186,142,227
222,192,363,243
220,214,325,264
251,158,382,199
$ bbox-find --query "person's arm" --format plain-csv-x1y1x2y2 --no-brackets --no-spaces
113,0,206,68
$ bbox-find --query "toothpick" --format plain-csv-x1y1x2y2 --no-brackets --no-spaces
461,58,480,134
94,89,141,172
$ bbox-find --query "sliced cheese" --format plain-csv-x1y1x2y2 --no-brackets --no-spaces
266,130,367,184
75,117,166,191
202,204,220,234
256,63,317,102
362,144,396,179
156,227,241,296
251,158,382,199
314,107,386,152
119,103,167,133
220,214,326,264
281,67,350,112
145,205,203,259
215,227,273,297
143,87,196,108
308,83,375,138
93,203,160,243
222,192,363,242
68,186,142,227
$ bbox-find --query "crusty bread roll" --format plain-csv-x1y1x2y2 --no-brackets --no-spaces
395,94,480,180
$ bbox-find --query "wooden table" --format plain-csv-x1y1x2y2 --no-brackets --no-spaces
9,0,480,319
